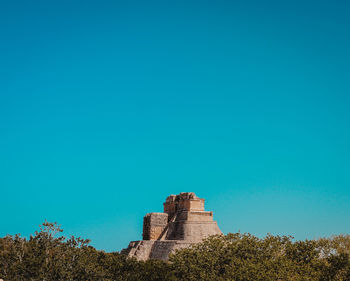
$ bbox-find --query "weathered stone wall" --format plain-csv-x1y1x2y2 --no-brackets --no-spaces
177,198,204,212
166,220,221,242
121,240,193,261
163,195,177,219
142,213,168,240
163,192,205,219
177,210,214,222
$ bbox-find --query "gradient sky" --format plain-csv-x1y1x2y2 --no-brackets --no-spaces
1,0,350,252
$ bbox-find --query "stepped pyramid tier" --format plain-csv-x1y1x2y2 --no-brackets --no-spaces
121,192,222,261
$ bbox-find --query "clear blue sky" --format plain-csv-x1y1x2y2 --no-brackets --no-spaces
1,0,349,252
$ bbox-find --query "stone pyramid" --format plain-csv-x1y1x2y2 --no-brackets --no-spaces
121,192,222,261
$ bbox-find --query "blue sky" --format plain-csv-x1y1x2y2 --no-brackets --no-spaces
1,0,349,252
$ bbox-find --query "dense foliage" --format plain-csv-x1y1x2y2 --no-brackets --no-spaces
1,222,349,280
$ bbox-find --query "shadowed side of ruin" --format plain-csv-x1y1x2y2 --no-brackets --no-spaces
121,192,222,261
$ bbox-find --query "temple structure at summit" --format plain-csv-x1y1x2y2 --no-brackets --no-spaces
121,192,222,261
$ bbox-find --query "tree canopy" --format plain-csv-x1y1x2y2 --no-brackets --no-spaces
0,222,349,280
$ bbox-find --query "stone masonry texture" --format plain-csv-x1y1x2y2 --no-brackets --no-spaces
121,192,222,261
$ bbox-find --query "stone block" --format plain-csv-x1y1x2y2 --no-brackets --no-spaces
142,212,168,240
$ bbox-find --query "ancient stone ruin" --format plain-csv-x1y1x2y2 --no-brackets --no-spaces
121,192,222,261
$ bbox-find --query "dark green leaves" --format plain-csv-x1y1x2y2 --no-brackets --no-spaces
0,223,349,280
